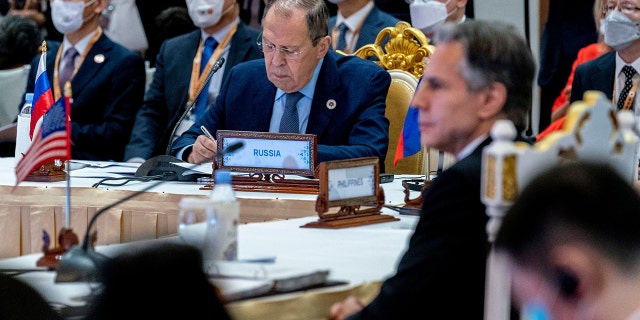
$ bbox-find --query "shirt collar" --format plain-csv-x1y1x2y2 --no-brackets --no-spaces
63,29,97,57
457,134,488,160
334,1,374,31
615,53,640,77
200,18,240,46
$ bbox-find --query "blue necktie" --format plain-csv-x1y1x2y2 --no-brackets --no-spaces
279,92,304,133
336,23,348,52
194,37,218,119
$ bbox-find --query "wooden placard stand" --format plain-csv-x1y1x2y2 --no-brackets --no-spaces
199,130,320,194
302,157,398,229
25,160,67,182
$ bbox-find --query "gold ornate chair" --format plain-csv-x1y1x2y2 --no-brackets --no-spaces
481,90,639,320
349,21,452,175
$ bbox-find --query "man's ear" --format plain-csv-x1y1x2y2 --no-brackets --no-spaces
477,81,507,120
550,245,604,302
316,35,331,59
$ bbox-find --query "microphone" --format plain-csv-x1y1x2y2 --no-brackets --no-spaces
164,57,226,155
55,141,244,283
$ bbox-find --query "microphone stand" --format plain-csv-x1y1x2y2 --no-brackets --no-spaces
165,57,225,155
55,141,243,283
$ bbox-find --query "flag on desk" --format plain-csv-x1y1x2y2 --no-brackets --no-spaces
394,106,421,166
30,41,55,139
15,93,71,185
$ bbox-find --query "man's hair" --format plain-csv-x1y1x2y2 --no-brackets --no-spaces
495,162,640,275
264,0,329,46
433,20,535,132
0,15,42,70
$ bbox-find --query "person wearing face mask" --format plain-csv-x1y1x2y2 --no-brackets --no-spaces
327,0,400,54
571,0,640,132
123,0,262,163
20,0,145,161
495,162,640,320
409,0,467,40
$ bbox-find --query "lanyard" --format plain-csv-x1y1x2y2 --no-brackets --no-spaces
53,27,103,100
613,76,640,111
188,22,238,104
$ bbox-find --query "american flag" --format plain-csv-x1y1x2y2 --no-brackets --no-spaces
30,41,55,139
15,88,71,185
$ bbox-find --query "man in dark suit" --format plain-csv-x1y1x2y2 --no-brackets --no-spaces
24,0,145,161
171,0,390,169
124,0,262,162
570,2,640,109
330,20,535,320
328,0,400,54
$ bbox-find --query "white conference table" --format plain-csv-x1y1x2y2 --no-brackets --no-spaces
0,157,424,319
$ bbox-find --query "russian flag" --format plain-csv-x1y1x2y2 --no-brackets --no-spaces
15,93,71,185
30,42,55,139
394,106,421,166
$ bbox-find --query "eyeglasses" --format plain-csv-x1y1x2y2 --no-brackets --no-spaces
604,2,640,16
257,35,305,60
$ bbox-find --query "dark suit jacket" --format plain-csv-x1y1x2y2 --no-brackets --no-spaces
570,50,615,104
329,6,401,51
124,23,262,161
348,137,492,319
25,34,145,161
171,51,391,169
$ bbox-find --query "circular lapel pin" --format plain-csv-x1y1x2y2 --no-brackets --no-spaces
94,54,105,64
326,99,336,109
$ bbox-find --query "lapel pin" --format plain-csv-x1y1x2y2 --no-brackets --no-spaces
326,99,336,109
94,54,105,64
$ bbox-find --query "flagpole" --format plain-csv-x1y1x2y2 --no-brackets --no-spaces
64,81,72,228
65,160,70,228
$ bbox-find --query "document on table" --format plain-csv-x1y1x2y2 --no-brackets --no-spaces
207,261,331,301
67,161,140,177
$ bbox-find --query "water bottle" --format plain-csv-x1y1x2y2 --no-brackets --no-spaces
203,169,239,262
15,93,33,163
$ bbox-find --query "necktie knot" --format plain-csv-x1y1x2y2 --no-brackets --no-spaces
280,92,304,133
623,65,637,79
618,65,638,110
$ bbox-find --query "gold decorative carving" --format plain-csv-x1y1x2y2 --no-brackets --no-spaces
350,21,434,79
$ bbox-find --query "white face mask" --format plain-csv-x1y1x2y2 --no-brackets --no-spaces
186,0,225,29
602,10,640,51
410,0,453,36
51,0,96,34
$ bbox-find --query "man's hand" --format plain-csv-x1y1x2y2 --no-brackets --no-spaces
187,135,217,164
329,296,364,320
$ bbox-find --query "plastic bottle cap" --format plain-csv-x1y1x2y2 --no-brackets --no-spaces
25,93,34,103
214,169,231,184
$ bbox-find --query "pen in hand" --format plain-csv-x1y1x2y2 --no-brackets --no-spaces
200,125,215,140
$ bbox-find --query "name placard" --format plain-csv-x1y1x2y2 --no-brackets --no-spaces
216,130,317,176
302,157,399,228
320,157,379,207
